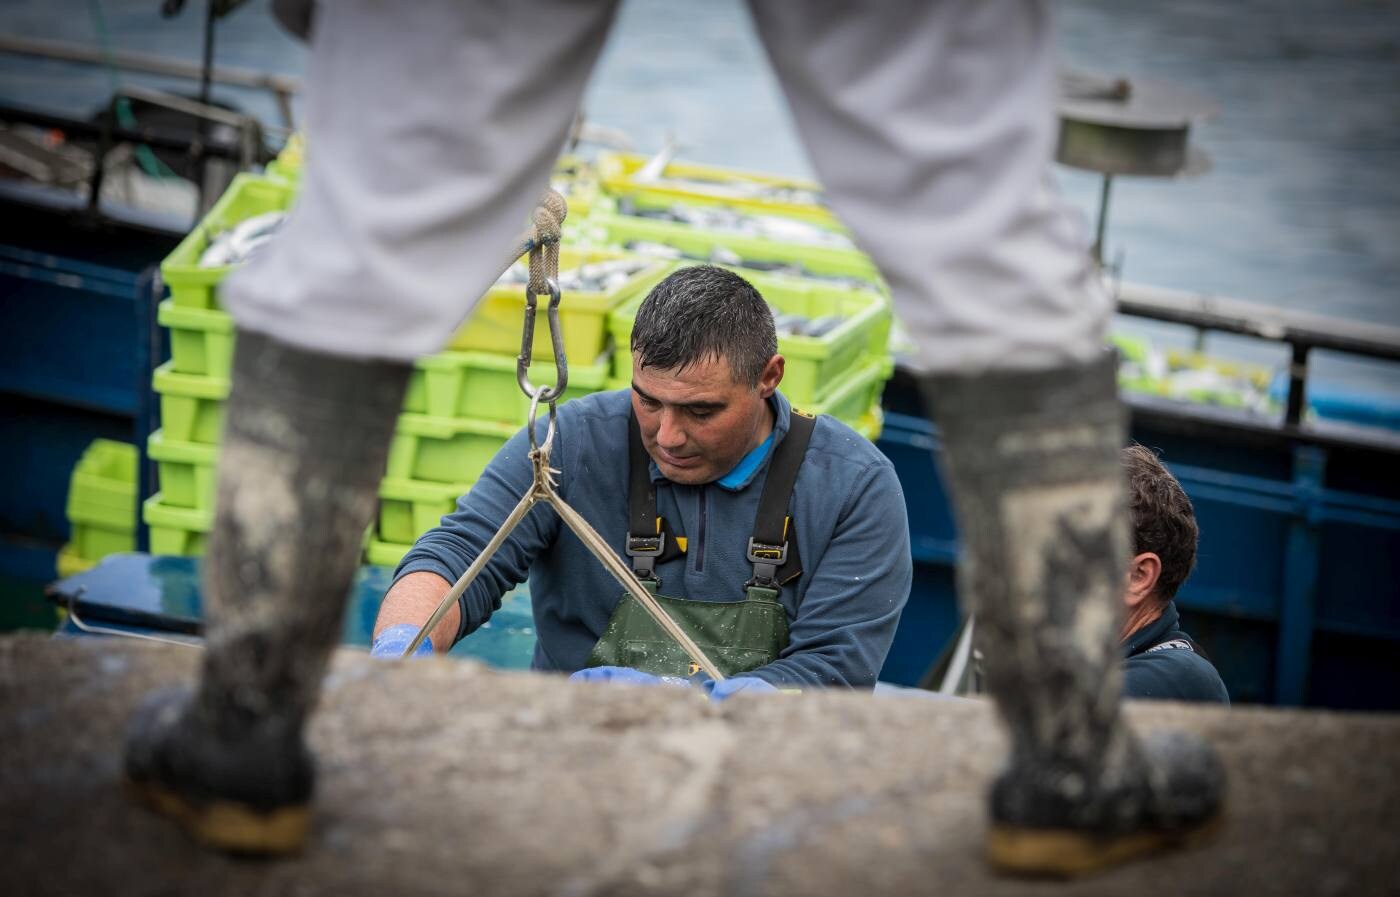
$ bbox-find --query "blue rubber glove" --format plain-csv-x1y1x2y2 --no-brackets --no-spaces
703,676,780,702
569,666,691,688
370,623,434,658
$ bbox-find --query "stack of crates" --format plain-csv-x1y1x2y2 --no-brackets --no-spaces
585,151,883,286
149,167,673,568
370,244,673,566
144,172,299,558
589,152,895,437
607,264,890,439
58,439,139,577
143,146,896,566
595,152,834,225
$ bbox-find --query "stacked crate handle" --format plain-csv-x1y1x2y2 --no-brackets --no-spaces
400,190,726,681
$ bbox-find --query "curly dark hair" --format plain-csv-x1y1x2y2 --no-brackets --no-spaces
1122,444,1199,601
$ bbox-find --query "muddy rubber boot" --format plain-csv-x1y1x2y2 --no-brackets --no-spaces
124,330,410,855
922,353,1225,878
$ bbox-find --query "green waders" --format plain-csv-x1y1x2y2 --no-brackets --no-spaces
586,410,817,679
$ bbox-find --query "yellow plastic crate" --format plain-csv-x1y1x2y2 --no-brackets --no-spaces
264,132,305,184
152,362,227,445
161,174,297,310
147,430,218,511
65,439,137,530
806,357,892,427
446,247,672,361
56,545,98,579
366,537,413,569
597,151,834,224
583,196,881,286
608,264,891,407
552,154,598,219
852,405,884,442
159,300,235,378
377,476,468,545
62,439,139,573
65,524,134,565
143,494,212,557
406,351,611,423
386,413,519,485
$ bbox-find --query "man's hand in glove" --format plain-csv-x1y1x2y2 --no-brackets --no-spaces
370,622,434,658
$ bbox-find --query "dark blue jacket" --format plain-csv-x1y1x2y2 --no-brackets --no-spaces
1122,601,1229,704
395,389,912,687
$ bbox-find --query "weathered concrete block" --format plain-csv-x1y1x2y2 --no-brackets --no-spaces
1,634,1396,896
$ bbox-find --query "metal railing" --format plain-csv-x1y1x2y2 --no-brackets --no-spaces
1112,279,1400,428
0,34,300,130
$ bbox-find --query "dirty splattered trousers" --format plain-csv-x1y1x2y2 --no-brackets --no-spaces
152,0,1219,865
221,0,1125,793
224,0,1109,372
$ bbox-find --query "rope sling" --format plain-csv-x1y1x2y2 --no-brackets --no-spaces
66,189,725,681
401,190,727,682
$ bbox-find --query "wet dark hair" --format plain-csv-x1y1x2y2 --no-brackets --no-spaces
630,265,777,386
1122,444,1199,601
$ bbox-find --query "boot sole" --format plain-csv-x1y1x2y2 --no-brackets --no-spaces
986,810,1223,878
126,778,310,855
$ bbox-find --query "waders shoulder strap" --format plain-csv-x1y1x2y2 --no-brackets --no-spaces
626,412,684,580
747,409,817,591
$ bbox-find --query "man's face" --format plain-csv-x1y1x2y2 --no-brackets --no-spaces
631,352,784,485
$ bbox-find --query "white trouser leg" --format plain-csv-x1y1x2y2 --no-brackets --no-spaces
223,0,620,362
747,0,1109,374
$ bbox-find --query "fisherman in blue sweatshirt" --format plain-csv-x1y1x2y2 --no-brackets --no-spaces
371,266,913,698
1119,445,1229,704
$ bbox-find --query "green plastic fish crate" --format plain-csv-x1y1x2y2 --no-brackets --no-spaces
386,413,519,485
65,524,135,569
63,439,139,570
152,362,227,445
596,151,834,224
405,351,611,422
66,439,137,529
806,356,893,428
366,537,413,569
147,430,219,511
161,173,297,310
552,154,599,219
608,264,891,407
264,132,305,184
851,405,883,442
583,201,881,284
446,247,673,362
377,476,469,545
158,300,235,378
263,158,300,184
1109,332,1274,411
56,545,98,578
143,494,212,557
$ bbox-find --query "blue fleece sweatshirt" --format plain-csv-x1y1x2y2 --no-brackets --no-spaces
1122,601,1229,704
394,389,912,687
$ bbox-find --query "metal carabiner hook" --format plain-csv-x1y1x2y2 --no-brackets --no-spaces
526,387,559,456
517,277,569,403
